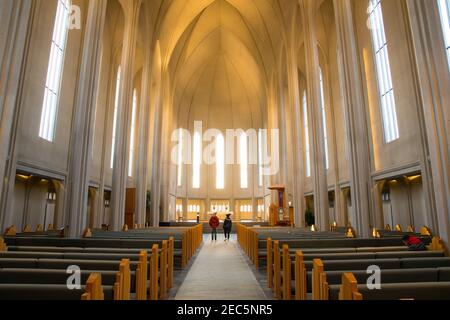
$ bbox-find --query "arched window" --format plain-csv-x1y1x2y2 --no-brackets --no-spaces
438,0,450,69
240,133,248,189
128,89,138,177
319,68,330,170
216,134,225,189
192,132,201,189
110,66,121,169
39,0,71,142
302,91,311,177
368,0,399,143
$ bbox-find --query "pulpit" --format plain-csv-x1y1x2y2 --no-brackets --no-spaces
268,185,292,226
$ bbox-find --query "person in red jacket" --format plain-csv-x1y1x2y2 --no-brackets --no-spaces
402,235,427,251
209,212,220,242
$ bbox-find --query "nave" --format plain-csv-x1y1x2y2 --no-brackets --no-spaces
174,235,268,301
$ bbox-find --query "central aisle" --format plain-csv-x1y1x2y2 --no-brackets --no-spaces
175,234,269,300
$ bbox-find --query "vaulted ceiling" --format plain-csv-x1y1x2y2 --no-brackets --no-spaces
150,0,297,131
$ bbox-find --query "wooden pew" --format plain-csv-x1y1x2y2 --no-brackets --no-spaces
135,251,148,300
237,224,259,268
295,251,307,300
114,259,131,300
168,237,174,289
181,225,202,268
0,238,7,252
338,273,363,300
267,238,273,289
312,259,328,300
273,240,281,299
282,244,291,300
428,236,449,256
82,273,105,300
150,244,159,300
160,240,168,299
4,226,16,236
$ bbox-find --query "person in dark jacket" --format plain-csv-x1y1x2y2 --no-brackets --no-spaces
209,213,220,242
402,235,427,251
223,214,232,242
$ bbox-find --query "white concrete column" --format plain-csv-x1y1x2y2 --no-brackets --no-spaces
0,0,34,231
135,40,153,227
111,0,142,231
299,0,329,231
150,87,163,227
286,47,306,227
333,0,372,237
372,181,386,229
406,0,450,243
65,0,108,237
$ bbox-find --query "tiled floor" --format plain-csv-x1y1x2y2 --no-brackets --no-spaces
174,234,270,300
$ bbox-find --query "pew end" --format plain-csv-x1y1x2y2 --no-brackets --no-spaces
346,227,356,238
136,250,148,300
83,228,92,238
295,250,307,300
267,238,273,289
339,273,363,301
82,273,105,300
0,237,7,252
149,244,159,300
282,245,292,300
114,259,131,300
421,226,432,236
428,237,450,256
4,225,17,236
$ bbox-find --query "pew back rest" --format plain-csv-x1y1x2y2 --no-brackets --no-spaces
401,257,450,269
0,268,136,291
0,284,114,300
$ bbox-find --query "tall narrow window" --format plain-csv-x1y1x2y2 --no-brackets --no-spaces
216,134,225,189
302,91,311,177
177,129,183,187
438,0,450,69
110,67,121,169
192,132,201,189
319,69,330,170
368,0,399,143
39,0,71,142
258,130,264,187
128,89,138,177
240,133,248,189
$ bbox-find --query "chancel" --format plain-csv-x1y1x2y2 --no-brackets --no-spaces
1,0,450,302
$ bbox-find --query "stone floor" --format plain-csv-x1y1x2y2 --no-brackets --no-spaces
172,234,271,300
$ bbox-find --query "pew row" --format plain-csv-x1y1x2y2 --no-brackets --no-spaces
0,240,172,300
335,272,450,300
291,249,450,300
266,237,447,300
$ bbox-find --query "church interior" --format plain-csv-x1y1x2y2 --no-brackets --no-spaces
1,0,450,301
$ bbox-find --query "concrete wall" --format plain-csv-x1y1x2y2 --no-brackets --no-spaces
353,0,423,173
